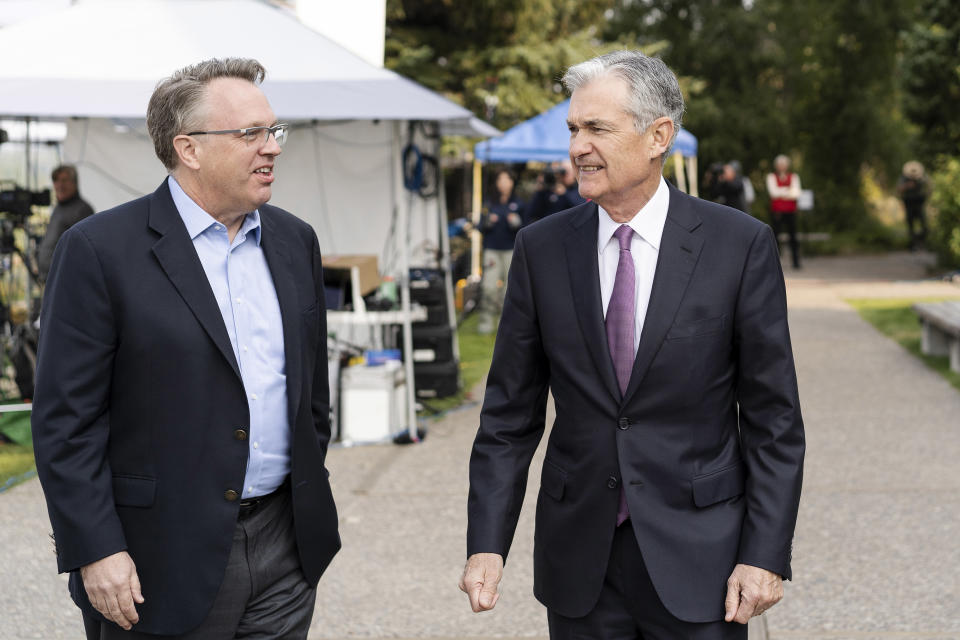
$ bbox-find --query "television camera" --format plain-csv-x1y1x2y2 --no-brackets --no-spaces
0,180,48,401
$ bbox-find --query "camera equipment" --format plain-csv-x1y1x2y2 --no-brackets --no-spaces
541,168,558,189
0,184,51,221
0,181,46,400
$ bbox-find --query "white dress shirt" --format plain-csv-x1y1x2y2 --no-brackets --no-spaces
598,176,670,355
169,176,289,499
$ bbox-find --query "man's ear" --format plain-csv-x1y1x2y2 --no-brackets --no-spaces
172,134,201,171
648,117,675,160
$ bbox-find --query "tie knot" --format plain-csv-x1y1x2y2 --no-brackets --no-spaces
614,225,633,251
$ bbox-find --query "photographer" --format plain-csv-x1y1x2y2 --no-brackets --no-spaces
37,165,93,282
527,163,582,223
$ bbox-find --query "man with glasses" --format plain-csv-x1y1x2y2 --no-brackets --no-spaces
32,58,340,639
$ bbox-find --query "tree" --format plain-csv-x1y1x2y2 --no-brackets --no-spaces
606,0,913,232
901,0,960,162
385,0,618,130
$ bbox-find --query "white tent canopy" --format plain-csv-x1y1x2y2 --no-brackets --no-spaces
0,0,494,129
0,0,497,259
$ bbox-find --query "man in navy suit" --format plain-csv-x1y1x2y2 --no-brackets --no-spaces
32,58,340,638
460,51,804,639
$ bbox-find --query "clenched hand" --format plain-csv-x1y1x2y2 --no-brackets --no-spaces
724,563,783,624
80,551,144,630
459,553,503,612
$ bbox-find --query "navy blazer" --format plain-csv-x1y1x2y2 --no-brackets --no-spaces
32,180,340,635
467,184,804,623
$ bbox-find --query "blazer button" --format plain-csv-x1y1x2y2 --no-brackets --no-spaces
618,418,630,430
224,489,239,501
607,476,619,489
234,429,248,441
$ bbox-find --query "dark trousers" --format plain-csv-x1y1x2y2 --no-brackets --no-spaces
771,212,800,269
904,201,927,250
83,487,315,639
548,524,747,640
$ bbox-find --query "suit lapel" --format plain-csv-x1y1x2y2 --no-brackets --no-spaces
259,209,303,427
564,203,621,405
622,186,704,404
148,181,242,381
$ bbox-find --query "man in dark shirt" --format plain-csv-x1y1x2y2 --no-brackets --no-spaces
37,165,94,281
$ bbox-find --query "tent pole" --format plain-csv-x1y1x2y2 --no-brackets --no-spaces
393,121,420,442
470,158,482,278
672,151,687,194
24,117,32,189
436,138,461,362
686,156,699,198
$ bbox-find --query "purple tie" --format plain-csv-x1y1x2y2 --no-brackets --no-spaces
607,225,635,526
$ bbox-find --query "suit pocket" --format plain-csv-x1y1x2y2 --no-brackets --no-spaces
540,459,567,501
666,314,726,341
691,462,745,507
303,300,320,324
112,474,157,508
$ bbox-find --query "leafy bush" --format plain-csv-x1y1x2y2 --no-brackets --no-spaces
929,156,960,268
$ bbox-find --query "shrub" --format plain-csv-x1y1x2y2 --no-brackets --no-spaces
929,156,960,268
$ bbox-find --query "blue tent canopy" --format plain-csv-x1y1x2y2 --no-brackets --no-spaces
475,98,697,163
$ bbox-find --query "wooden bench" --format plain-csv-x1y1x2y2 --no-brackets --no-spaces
913,301,960,373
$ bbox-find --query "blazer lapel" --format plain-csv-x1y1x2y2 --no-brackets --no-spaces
148,181,242,381
622,187,704,404
563,203,621,405
259,210,303,428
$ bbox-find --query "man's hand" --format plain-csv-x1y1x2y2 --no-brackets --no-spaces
80,551,144,630
724,563,782,624
459,553,504,612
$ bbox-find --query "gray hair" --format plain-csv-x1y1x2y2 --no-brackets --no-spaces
146,58,266,171
562,51,685,151
774,154,791,168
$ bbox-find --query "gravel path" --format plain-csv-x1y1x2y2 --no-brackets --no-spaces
1,251,957,639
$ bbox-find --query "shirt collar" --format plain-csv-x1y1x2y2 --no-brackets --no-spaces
597,176,670,253
167,175,262,246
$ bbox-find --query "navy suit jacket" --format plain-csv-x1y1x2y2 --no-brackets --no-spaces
32,180,340,635
467,184,804,623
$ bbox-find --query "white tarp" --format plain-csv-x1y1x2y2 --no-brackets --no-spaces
0,0,486,127
0,0,496,264
63,117,442,261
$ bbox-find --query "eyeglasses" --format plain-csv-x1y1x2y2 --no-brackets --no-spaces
186,123,289,147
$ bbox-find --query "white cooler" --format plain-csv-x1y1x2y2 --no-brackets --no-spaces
339,363,407,444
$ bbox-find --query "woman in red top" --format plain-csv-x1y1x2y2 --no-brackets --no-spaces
765,154,802,269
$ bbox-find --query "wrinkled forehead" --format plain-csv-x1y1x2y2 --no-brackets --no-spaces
568,84,634,132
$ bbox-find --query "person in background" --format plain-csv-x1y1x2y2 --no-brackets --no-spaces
766,154,802,269
732,160,755,215
477,169,524,334
37,164,94,282
527,164,580,223
897,160,928,251
559,159,586,206
715,162,748,213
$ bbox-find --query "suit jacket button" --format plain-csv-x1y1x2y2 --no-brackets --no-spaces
618,418,630,430
607,476,619,489
224,489,239,501
234,429,248,441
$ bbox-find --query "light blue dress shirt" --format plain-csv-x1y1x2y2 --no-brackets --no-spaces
168,176,289,499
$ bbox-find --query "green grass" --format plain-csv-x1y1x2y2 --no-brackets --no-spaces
848,297,960,392
0,409,35,492
417,312,497,417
